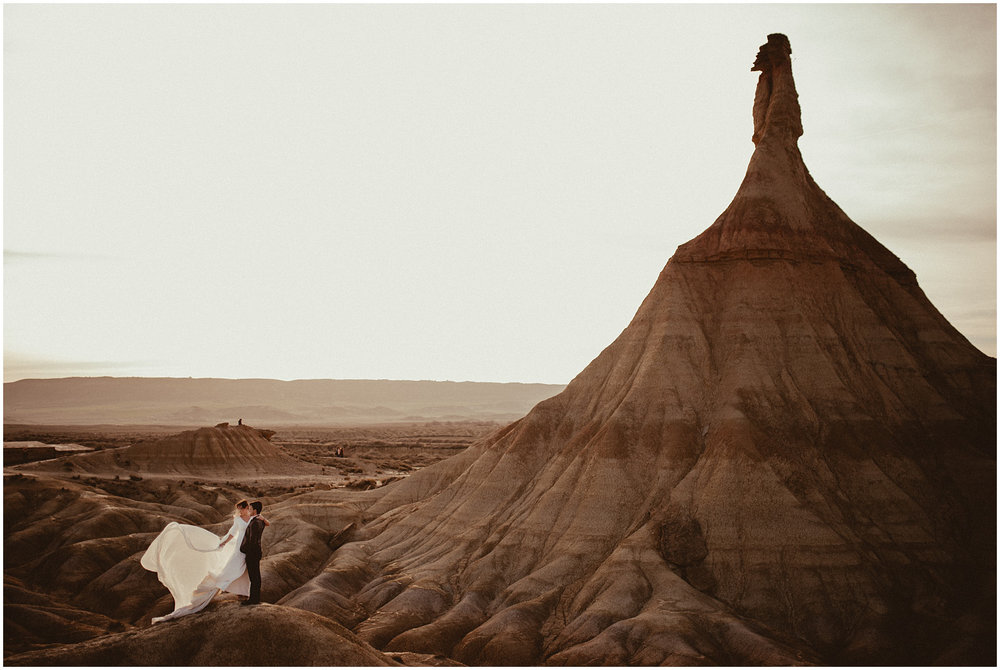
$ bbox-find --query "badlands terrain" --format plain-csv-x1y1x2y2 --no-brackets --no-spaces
4,33,996,666
4,421,496,665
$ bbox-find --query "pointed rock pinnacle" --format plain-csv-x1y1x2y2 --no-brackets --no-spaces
750,33,803,146
674,33,915,284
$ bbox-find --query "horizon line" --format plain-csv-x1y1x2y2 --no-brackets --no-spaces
3,374,569,387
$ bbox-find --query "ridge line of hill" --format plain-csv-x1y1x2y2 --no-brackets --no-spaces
3,377,567,426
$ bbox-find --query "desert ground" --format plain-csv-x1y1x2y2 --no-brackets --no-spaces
4,421,496,488
4,421,497,665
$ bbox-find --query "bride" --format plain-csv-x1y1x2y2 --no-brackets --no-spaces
141,499,268,623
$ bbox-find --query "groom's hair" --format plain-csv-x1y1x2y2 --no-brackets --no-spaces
236,500,249,509
250,501,263,514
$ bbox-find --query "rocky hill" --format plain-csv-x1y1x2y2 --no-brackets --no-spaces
20,424,325,478
274,34,996,665
5,602,400,666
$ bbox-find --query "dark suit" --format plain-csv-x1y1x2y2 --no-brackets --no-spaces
240,516,265,604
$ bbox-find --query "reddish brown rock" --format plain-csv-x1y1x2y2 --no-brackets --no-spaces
20,424,322,478
4,576,129,656
279,34,995,665
4,602,397,666
3,472,386,652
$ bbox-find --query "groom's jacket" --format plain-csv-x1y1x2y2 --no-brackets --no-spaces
240,517,264,558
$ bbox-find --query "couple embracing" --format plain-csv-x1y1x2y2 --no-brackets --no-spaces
219,500,267,607
141,498,269,623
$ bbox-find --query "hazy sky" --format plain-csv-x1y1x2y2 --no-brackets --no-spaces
4,3,996,384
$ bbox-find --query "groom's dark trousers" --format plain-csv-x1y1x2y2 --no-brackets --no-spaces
240,516,265,604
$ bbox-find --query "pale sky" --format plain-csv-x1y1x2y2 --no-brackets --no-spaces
4,3,996,384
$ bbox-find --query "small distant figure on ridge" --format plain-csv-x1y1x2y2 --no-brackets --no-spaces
238,418,243,426
336,447,345,458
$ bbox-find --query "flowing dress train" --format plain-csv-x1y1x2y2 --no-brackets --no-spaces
141,516,250,623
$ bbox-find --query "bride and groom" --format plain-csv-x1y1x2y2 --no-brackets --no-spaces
141,499,269,623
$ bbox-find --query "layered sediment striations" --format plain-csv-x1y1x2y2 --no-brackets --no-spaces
21,424,323,478
278,34,996,665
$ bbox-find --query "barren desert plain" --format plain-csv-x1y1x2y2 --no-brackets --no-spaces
4,30,997,667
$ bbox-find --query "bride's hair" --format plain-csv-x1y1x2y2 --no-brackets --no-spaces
234,499,250,516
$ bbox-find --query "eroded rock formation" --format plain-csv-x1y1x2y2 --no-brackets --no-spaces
20,424,323,478
3,472,383,655
277,34,996,665
4,603,399,666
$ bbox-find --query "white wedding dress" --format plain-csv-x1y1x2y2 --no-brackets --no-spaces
141,515,251,623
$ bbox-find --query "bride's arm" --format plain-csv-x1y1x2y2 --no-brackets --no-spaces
258,516,271,527
219,518,241,546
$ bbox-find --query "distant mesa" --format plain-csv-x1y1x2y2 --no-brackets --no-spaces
275,34,996,665
19,424,322,478
2,378,565,425
2,441,94,466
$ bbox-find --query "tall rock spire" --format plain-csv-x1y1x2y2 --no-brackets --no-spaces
676,34,918,285
751,33,803,146
280,35,996,666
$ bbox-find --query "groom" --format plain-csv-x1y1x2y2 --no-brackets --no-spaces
239,500,266,606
